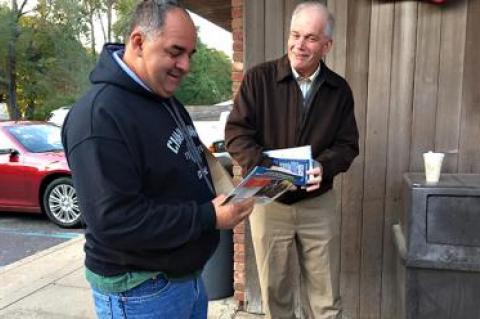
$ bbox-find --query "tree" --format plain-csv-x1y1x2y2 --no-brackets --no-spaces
3,0,29,120
103,0,117,42
15,15,93,119
0,1,94,120
112,0,136,42
0,6,11,92
175,41,232,105
80,0,103,60
112,2,232,105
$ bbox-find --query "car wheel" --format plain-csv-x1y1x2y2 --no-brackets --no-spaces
42,177,81,228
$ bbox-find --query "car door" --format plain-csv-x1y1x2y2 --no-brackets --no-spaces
0,129,28,209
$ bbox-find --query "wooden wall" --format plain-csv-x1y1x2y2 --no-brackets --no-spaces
243,0,480,318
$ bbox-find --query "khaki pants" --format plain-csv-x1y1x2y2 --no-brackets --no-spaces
250,191,341,319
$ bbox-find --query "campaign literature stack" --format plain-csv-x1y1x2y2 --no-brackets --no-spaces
264,145,319,186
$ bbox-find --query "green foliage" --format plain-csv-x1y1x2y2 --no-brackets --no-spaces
0,0,232,119
17,16,93,119
175,41,232,105
0,1,94,120
0,6,11,89
112,0,136,42
112,1,232,105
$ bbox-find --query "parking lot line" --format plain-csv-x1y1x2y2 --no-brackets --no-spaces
0,228,80,240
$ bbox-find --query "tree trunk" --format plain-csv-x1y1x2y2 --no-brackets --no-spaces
7,41,20,120
25,100,35,119
97,12,107,43
6,0,21,120
89,13,97,59
107,0,113,42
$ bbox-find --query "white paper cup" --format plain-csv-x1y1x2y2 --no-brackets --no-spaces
423,152,445,183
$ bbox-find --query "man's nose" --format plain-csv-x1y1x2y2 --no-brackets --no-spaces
294,38,305,50
176,55,190,73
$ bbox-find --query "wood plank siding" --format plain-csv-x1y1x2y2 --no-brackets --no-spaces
242,0,479,318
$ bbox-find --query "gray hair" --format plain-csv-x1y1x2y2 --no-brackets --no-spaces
127,0,186,39
291,1,335,39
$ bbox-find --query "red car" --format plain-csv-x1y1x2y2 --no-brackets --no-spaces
0,121,81,228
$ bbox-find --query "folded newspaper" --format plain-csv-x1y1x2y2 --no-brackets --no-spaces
264,145,317,186
222,166,301,205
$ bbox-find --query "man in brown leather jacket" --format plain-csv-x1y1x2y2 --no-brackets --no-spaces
225,2,359,318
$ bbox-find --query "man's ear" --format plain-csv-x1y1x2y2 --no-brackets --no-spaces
128,27,145,56
322,39,333,57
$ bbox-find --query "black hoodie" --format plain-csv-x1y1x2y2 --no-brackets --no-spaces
62,44,218,277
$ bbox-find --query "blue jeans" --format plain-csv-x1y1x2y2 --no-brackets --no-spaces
91,274,208,319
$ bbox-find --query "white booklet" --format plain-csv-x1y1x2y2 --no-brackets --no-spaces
264,145,312,160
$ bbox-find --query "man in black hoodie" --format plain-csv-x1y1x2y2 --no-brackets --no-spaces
62,1,253,318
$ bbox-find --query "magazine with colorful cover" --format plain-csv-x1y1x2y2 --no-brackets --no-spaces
269,157,312,186
221,166,301,205
264,146,316,186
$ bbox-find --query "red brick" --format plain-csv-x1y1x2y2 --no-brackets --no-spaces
232,18,243,29
234,291,245,302
234,252,245,262
233,42,243,52
234,220,245,232
233,31,243,41
234,271,245,283
232,6,243,18
232,82,242,96
234,282,245,291
234,243,245,253
233,52,243,62
232,26,243,33
234,262,245,271
232,61,243,72
233,251,245,261
232,71,244,82
233,233,245,244
232,0,243,8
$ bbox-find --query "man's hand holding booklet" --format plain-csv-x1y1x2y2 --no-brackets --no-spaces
222,145,321,205
264,145,321,188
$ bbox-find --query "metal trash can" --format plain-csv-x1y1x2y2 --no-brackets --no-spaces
393,173,480,319
202,229,234,300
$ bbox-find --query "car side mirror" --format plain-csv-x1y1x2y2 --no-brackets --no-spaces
10,149,20,157
0,148,20,161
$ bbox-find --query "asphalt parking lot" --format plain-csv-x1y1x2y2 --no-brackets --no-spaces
0,212,83,268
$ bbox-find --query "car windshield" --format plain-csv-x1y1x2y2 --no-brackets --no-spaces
6,124,63,153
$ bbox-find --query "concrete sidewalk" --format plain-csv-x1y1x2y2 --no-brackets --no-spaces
0,236,262,319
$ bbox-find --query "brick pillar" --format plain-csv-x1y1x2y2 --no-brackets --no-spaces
231,0,246,310
232,0,244,97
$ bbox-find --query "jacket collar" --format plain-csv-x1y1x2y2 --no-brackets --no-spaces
276,55,341,88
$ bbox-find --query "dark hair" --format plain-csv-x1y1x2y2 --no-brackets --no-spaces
127,0,185,39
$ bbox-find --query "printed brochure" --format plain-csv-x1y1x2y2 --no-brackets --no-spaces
222,166,301,205
264,146,317,186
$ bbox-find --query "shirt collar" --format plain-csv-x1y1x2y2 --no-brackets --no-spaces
112,49,152,92
291,63,321,83
275,55,340,88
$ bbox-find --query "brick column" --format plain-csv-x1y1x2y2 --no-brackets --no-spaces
232,0,244,97
231,0,246,310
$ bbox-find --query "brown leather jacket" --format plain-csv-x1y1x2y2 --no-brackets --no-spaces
225,55,359,204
